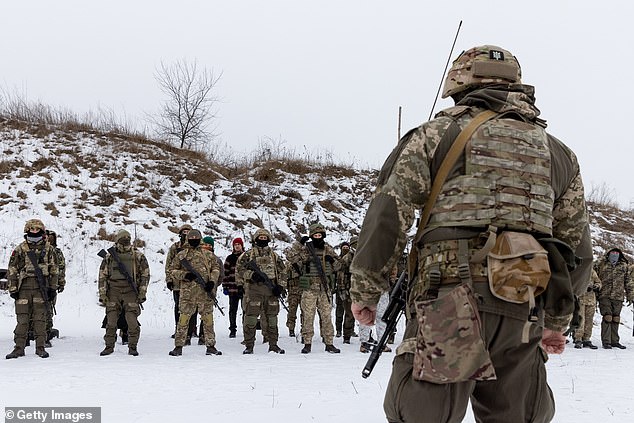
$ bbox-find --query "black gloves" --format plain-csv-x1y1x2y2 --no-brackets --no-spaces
272,285,283,297
251,272,265,283
10,292,19,300
137,296,146,304
204,281,213,293
167,281,174,291
47,288,57,300
184,272,197,281
57,286,64,293
300,236,310,245
325,255,336,264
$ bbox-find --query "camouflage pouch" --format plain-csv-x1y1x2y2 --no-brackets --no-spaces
413,283,496,384
298,276,311,290
487,231,550,304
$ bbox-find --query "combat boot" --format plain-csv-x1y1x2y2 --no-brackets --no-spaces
100,346,114,356
243,346,254,354
611,342,627,349
301,344,312,354
169,346,183,356
343,337,351,344
602,343,612,349
336,330,342,338
360,342,372,353
206,346,222,356
198,336,206,346
45,340,53,348
289,329,295,337
6,346,25,360
184,337,191,346
128,346,139,356
325,344,341,354
574,341,583,349
582,341,598,350
268,344,285,354
35,346,49,358
229,330,237,339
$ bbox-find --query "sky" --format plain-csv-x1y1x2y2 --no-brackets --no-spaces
2,1,633,206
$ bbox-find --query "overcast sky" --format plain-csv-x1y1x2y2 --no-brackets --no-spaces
3,1,633,206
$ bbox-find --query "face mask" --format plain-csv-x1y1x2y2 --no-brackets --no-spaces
609,251,619,264
311,238,325,249
255,239,269,248
188,239,201,248
26,233,44,243
118,237,131,246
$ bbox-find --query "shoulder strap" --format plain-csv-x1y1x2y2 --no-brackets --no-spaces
413,110,498,245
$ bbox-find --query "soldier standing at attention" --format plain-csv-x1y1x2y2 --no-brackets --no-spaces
44,229,65,345
334,238,357,345
169,229,222,356
287,223,340,354
236,229,287,354
99,229,149,356
6,219,59,359
595,248,634,349
222,237,245,338
573,268,600,349
350,45,591,422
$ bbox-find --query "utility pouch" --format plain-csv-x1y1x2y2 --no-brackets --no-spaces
487,231,550,304
413,283,496,384
298,276,311,290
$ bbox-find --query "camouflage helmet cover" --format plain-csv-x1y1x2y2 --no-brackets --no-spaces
441,45,522,99
24,219,45,233
253,228,272,241
349,236,359,248
187,229,202,239
178,224,193,234
309,223,326,237
115,229,131,243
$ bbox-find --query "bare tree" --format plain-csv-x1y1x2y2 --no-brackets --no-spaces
153,59,221,150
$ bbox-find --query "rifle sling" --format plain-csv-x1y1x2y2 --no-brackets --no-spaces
107,247,138,293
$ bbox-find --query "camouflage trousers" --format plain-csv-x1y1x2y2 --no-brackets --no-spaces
598,297,623,344
285,285,302,332
243,283,279,348
175,282,216,348
384,314,555,423
574,300,596,342
14,287,48,349
104,285,140,348
335,291,355,338
300,289,335,345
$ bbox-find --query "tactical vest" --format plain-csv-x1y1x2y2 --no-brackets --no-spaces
305,248,334,278
22,243,51,277
426,114,554,236
109,250,135,281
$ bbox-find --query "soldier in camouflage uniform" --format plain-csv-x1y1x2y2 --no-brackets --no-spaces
284,243,302,338
350,45,592,422
44,229,65,344
595,248,634,349
98,229,149,356
334,239,356,344
573,268,600,349
236,228,287,354
6,219,59,359
287,223,340,354
169,229,222,356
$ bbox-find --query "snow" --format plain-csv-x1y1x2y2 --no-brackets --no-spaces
1,125,633,422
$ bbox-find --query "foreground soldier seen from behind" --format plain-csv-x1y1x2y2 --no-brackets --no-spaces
236,229,287,354
350,45,591,422
6,219,59,359
98,229,149,356
169,229,222,356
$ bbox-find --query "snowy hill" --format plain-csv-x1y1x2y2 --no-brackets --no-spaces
1,117,633,422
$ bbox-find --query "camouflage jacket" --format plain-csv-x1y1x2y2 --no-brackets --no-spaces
595,251,633,302
235,246,287,289
7,240,59,293
169,245,219,288
578,268,601,306
335,250,354,292
286,241,338,291
98,244,150,300
350,85,590,347
52,246,66,289
165,240,187,288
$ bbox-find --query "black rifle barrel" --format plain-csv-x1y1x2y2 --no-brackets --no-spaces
26,250,56,316
245,260,289,311
180,258,224,316
305,240,333,303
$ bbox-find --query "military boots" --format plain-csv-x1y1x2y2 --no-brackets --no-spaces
169,346,183,356
205,346,222,356
100,346,115,356
243,346,254,354
268,345,285,354
35,346,49,358
301,344,311,354
128,346,139,356
5,347,25,359
325,344,341,354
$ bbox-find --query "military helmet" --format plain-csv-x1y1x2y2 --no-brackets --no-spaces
441,45,522,99
24,218,45,233
187,229,202,239
309,223,326,237
115,229,131,243
253,228,272,241
178,224,193,234
349,236,359,248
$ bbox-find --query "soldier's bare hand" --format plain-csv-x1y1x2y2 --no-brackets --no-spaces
352,302,376,326
540,328,566,354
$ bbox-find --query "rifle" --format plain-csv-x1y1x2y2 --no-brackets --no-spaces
304,239,333,304
26,250,56,316
98,248,144,310
245,260,289,312
180,258,225,316
362,271,408,379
